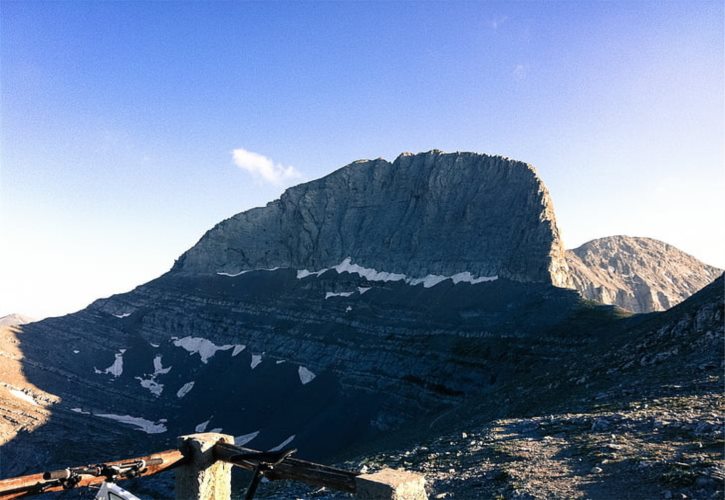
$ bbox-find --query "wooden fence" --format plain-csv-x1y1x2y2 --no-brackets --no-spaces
0,432,427,499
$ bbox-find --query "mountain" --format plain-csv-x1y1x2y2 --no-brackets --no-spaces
0,151,720,500
566,236,721,313
0,151,583,476
174,150,572,287
0,314,34,328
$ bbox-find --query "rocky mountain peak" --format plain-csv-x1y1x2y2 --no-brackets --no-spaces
0,314,35,328
566,235,722,312
173,151,572,287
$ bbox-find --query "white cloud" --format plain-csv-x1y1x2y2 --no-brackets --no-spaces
513,64,528,81
232,148,302,185
488,16,508,30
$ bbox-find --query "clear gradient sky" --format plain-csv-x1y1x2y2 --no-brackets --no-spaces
1,1,723,319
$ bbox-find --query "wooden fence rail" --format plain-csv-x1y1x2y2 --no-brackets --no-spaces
0,449,185,499
214,441,358,493
0,432,427,500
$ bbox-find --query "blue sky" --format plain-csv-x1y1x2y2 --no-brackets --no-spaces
1,1,723,319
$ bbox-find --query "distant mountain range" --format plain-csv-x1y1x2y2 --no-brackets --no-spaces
0,151,720,499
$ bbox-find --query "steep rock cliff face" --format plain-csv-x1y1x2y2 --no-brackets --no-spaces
173,151,571,287
566,236,721,313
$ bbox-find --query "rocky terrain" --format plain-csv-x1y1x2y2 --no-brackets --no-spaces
258,275,725,499
0,151,721,499
567,236,721,313
0,322,56,451
0,267,599,477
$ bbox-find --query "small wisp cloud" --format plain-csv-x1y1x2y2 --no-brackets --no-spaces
232,147,302,185
513,64,528,81
488,16,508,30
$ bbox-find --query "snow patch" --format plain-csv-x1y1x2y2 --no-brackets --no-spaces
172,336,234,364
136,377,163,397
334,258,406,282
345,306,352,312
95,413,167,434
234,431,260,446
250,354,263,369
71,407,90,414
149,342,160,348
218,267,280,277
408,274,449,288
357,287,371,294
10,389,38,406
216,270,247,277
298,257,498,288
232,345,246,357
269,434,296,452
297,269,327,279
325,291,354,299
275,360,285,364
112,313,131,319
177,382,195,399
450,272,498,285
73,350,80,354
195,419,211,433
153,355,172,375
96,350,125,378
298,366,316,385
135,355,171,397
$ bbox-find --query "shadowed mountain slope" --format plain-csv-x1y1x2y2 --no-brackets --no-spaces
285,274,723,499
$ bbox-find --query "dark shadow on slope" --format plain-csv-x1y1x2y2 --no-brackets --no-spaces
3,268,704,498
337,274,724,463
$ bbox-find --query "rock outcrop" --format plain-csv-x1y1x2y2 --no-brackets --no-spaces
566,236,721,313
173,151,571,287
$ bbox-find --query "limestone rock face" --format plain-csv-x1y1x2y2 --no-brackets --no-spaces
566,236,722,313
173,151,571,287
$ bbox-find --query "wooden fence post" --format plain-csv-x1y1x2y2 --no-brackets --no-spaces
175,432,234,500
355,468,427,499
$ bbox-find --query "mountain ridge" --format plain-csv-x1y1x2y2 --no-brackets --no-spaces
173,150,572,287
566,235,721,313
